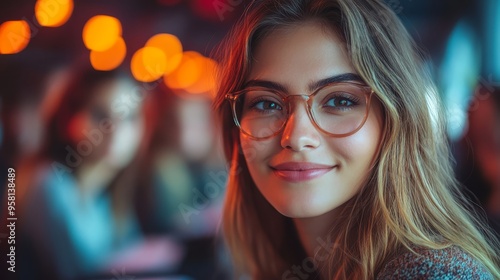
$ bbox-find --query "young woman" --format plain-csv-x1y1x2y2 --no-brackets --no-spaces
14,66,150,279
214,0,500,279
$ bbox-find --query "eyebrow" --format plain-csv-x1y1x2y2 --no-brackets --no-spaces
308,73,364,91
244,73,364,93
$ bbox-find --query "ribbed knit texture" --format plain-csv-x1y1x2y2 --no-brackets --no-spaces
377,246,494,279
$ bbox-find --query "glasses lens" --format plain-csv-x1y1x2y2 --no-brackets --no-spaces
235,90,287,138
311,83,369,136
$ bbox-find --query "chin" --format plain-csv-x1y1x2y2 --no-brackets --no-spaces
271,198,336,219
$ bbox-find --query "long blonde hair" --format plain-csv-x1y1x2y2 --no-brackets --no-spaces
213,0,500,278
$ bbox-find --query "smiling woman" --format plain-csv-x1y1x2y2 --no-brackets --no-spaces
213,0,500,279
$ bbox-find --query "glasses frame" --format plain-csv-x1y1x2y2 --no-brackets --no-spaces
225,81,374,140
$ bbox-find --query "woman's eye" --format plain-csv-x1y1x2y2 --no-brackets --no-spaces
253,100,283,111
325,97,354,107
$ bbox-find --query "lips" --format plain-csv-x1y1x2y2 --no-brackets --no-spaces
270,162,336,182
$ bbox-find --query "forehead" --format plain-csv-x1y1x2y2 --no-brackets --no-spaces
248,21,355,89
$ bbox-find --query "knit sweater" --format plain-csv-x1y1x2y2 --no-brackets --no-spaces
377,246,494,279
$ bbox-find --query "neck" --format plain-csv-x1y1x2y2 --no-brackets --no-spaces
293,209,339,278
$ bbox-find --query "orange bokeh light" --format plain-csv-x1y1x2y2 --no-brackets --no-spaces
0,20,31,54
83,15,122,52
145,33,183,75
131,47,167,82
35,0,74,27
90,37,127,71
164,51,203,90
185,57,218,97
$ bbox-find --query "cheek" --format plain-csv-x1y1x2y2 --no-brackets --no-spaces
240,134,278,173
332,110,383,170
105,119,144,166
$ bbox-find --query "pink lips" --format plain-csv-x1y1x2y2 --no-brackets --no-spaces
270,162,335,182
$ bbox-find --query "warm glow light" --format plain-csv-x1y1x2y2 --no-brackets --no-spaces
185,57,218,97
164,51,203,89
83,15,122,51
0,20,30,54
35,0,74,27
90,37,126,71
131,47,167,82
145,33,183,75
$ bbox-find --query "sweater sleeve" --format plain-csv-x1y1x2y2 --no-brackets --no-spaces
376,246,493,280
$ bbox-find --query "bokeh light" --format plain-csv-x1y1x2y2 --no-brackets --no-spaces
82,15,122,52
0,20,31,54
35,0,74,27
145,33,183,75
185,57,218,97
131,47,167,82
90,37,127,71
164,51,203,90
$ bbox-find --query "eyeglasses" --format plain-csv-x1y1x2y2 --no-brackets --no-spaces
225,81,374,140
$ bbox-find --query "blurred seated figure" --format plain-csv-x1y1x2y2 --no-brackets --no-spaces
456,84,500,235
135,85,230,279
13,65,182,280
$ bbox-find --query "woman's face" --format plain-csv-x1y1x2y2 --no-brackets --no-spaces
69,78,145,169
241,21,384,218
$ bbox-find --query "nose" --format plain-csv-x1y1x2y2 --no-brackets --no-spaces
280,98,321,151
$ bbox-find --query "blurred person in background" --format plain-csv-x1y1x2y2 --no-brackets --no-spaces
135,84,229,279
5,64,182,280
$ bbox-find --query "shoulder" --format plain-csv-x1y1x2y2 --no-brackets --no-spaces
377,246,493,280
